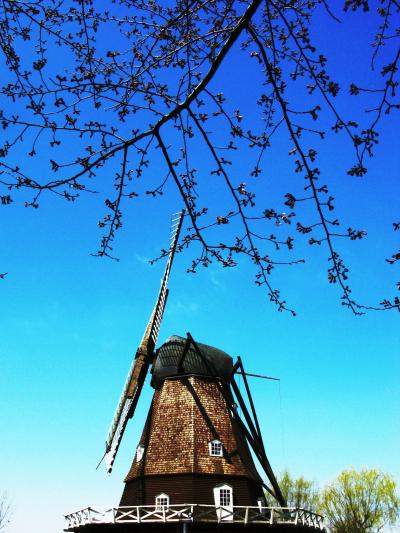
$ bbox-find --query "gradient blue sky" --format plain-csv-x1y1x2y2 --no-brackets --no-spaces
1,3,399,533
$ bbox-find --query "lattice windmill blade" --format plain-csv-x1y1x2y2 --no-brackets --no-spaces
103,210,185,473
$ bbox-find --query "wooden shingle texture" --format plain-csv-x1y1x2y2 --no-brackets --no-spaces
121,375,264,506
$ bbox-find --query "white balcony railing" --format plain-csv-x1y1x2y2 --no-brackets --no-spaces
64,504,324,530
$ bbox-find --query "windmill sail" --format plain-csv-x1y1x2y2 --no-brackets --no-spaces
104,210,185,473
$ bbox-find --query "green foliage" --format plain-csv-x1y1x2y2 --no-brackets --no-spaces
266,470,320,512
321,468,400,533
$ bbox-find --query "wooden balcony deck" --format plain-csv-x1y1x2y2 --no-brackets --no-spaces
65,504,324,530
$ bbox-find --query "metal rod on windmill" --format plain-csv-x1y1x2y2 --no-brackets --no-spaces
103,210,185,473
237,371,280,381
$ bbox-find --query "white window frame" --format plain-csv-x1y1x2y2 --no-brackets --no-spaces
213,484,233,521
209,439,223,457
155,493,169,511
136,445,144,462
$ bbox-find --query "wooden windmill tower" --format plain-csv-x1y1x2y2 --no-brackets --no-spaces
65,211,325,532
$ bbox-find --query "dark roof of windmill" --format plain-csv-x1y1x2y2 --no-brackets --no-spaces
151,335,233,387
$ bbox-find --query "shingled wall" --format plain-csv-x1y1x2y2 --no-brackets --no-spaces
120,375,265,506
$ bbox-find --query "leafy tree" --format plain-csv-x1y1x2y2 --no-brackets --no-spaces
321,468,400,533
265,470,320,512
0,1,399,313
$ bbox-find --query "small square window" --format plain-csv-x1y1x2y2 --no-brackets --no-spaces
209,440,223,457
155,494,169,511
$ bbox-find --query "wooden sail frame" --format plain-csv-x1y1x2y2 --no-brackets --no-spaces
103,210,185,473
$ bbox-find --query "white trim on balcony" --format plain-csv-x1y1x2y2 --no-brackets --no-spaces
64,504,325,530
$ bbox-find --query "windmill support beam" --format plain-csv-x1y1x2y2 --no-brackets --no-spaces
235,357,263,440
177,335,194,374
230,379,263,450
227,399,281,503
230,362,286,507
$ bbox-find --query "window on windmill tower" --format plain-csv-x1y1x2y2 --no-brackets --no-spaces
135,445,144,462
209,439,223,457
213,484,233,508
155,493,169,511
214,484,233,521
220,488,232,507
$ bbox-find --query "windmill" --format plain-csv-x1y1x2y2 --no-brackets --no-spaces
65,211,325,532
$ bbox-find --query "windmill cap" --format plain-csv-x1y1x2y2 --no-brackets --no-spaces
151,335,233,387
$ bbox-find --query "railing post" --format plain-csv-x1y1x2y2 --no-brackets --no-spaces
244,506,249,525
270,508,274,525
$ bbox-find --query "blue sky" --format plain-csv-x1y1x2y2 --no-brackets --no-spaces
0,2,399,533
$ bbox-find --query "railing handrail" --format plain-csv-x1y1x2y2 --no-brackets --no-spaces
64,504,325,530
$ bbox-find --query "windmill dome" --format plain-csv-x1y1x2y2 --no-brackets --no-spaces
151,335,233,387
